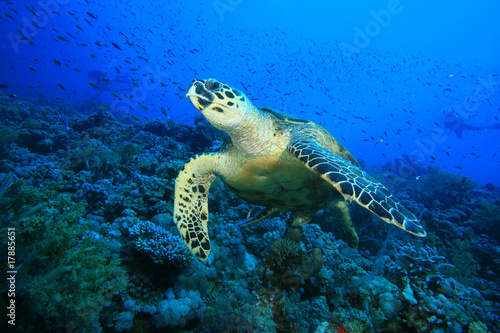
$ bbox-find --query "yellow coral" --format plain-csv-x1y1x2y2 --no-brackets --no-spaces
469,321,488,333
270,238,300,260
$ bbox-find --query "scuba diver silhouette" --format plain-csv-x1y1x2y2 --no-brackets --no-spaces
443,110,500,138
88,69,129,91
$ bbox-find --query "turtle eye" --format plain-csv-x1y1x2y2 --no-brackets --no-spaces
205,79,222,92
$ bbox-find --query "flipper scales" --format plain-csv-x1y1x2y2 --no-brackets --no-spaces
287,139,426,237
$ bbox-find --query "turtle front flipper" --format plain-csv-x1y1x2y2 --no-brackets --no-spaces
287,139,426,237
174,154,223,261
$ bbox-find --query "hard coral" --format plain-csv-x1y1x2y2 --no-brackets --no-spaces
263,238,324,290
389,243,454,285
128,220,192,266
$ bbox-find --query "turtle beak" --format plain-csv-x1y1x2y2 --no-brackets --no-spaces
186,79,214,110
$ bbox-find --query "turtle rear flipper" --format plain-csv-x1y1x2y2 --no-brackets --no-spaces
287,138,427,237
174,154,223,260
326,198,359,248
235,206,279,228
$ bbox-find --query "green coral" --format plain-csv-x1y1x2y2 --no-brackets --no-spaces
26,236,127,331
204,292,277,333
0,125,18,146
117,142,143,163
7,182,127,332
413,167,476,206
441,238,480,286
270,238,300,261
66,138,120,176
156,159,186,179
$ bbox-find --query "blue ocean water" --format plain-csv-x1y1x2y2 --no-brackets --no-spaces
1,0,499,185
1,1,499,332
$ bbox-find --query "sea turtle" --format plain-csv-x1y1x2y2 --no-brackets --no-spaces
174,78,426,260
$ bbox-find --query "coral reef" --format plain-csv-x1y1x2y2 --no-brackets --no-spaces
0,95,499,332
128,219,192,266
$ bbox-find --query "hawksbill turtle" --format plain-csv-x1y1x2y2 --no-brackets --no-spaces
174,78,426,260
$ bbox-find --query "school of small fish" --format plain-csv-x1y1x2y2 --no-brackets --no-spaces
0,1,498,184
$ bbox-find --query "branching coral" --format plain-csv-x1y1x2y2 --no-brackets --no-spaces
128,220,192,266
389,243,454,285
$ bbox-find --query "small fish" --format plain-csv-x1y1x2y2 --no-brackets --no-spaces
57,83,66,91
0,175,15,196
161,107,168,117
57,35,68,42
131,115,140,122
58,113,69,130
53,59,61,66
0,84,8,89
455,166,463,169
27,7,37,16
87,12,97,19
89,82,98,89
111,42,122,50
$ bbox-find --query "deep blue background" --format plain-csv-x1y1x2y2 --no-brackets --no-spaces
1,0,498,185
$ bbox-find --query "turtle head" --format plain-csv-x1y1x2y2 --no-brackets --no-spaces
186,78,251,132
